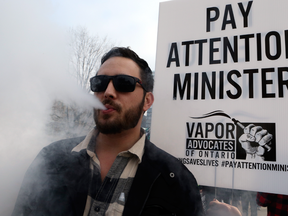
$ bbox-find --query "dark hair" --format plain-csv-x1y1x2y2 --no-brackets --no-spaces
101,47,154,92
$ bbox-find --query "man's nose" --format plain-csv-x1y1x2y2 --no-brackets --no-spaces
104,80,117,98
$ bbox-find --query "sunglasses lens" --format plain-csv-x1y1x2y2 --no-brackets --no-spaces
90,76,109,92
90,75,138,92
114,75,136,92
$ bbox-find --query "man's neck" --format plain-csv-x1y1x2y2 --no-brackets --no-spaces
95,126,142,181
96,126,142,155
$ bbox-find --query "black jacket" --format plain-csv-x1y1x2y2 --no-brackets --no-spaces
12,136,204,216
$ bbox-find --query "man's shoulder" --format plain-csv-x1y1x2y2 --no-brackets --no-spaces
43,136,85,153
27,136,88,176
144,140,178,162
143,139,194,179
37,136,86,163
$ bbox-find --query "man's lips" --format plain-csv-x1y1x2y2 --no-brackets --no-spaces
102,105,116,114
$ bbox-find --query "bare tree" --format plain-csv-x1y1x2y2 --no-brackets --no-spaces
69,27,113,91
47,100,94,139
47,27,114,139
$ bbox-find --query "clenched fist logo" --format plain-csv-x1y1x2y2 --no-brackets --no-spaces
239,124,273,160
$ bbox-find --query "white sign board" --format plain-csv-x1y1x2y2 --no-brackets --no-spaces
151,0,288,195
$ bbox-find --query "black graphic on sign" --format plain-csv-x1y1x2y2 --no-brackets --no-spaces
190,110,276,162
235,122,276,161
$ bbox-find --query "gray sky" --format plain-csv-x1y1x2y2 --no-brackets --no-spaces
0,0,166,215
50,0,166,70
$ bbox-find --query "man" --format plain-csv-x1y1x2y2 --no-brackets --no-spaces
12,47,240,216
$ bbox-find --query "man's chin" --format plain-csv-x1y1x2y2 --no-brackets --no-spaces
97,124,123,134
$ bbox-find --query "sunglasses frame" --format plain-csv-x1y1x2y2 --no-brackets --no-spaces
90,74,148,93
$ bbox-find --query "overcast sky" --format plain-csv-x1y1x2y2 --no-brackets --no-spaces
0,0,167,215
50,0,167,70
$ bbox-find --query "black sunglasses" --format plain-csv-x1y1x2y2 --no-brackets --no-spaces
90,74,147,92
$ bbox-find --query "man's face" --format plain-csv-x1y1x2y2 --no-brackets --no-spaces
93,57,146,134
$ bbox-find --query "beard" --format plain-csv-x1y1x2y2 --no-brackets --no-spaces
94,96,145,134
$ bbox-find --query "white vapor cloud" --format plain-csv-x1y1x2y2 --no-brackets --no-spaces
0,1,103,215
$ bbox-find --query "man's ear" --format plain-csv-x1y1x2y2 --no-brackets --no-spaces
143,92,154,112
